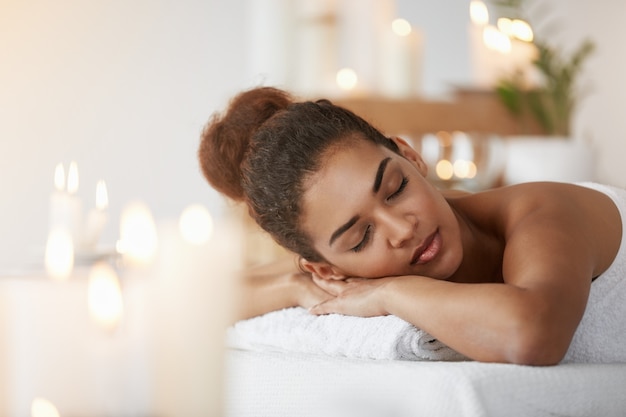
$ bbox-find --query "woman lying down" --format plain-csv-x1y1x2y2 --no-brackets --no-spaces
198,87,626,365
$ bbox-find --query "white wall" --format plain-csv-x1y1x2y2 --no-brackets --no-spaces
1,0,625,272
546,0,626,187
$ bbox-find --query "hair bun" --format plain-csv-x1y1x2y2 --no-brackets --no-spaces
198,87,292,201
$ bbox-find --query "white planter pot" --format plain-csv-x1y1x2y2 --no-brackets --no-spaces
503,136,596,185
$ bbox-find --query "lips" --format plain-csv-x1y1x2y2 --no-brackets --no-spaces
410,230,441,265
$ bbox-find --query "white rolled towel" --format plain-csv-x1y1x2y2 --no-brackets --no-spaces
227,307,467,361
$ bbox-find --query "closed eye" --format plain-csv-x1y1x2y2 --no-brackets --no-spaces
351,225,372,253
387,176,409,201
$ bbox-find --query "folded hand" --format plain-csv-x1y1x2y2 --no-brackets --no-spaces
308,275,392,317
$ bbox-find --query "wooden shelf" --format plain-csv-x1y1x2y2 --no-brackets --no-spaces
333,89,546,138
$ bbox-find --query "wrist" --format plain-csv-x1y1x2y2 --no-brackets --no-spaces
378,275,421,315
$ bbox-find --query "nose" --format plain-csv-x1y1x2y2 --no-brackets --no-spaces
381,212,415,248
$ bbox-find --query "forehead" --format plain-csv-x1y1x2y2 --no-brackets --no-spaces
300,140,394,242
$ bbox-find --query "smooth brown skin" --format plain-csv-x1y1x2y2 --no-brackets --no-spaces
239,137,621,365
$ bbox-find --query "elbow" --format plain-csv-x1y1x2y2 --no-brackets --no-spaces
505,322,569,366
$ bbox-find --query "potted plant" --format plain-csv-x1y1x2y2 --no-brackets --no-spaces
491,1,597,184
496,39,595,137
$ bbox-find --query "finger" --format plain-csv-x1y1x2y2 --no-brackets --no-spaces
344,277,367,283
309,298,339,316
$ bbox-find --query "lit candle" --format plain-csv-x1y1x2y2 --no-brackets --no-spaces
66,161,83,246
47,164,74,278
469,2,538,88
336,67,359,94
44,227,74,281
292,0,338,96
150,205,242,416
81,180,109,251
48,163,69,231
31,397,60,417
117,201,158,267
88,261,124,329
468,1,501,88
380,18,423,98
498,18,538,87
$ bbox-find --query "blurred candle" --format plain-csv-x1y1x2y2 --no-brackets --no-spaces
82,180,109,250
380,18,423,98
498,18,538,87
469,1,500,88
469,2,537,88
48,163,69,231
31,398,60,417
118,201,158,267
292,0,338,96
151,205,242,417
66,161,83,245
88,262,124,329
44,227,74,281
336,67,359,93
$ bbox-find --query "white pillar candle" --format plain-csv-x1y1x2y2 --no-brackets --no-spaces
380,18,423,98
468,0,504,88
118,201,158,267
82,180,109,251
44,227,74,280
338,0,394,95
65,161,83,245
292,0,338,97
149,206,242,417
0,268,150,417
48,163,69,230
245,0,294,88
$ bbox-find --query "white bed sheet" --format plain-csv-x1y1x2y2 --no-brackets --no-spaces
225,348,626,417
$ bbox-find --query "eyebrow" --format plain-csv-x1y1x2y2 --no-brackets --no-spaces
328,157,391,246
373,157,391,193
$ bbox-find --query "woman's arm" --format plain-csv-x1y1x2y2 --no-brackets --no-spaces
235,255,332,322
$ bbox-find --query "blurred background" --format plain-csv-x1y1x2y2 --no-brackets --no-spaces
1,0,626,415
1,0,625,272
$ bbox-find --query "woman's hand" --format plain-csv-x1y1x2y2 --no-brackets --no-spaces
293,272,335,310
308,275,392,317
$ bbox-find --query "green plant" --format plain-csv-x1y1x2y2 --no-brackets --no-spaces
496,39,594,136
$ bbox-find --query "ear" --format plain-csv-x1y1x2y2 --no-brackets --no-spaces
390,136,428,177
300,259,346,281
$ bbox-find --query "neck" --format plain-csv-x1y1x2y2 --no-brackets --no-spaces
448,202,504,284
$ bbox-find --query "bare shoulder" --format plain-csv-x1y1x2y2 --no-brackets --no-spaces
452,182,618,227
451,182,622,278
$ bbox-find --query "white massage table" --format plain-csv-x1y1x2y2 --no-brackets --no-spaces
224,348,626,417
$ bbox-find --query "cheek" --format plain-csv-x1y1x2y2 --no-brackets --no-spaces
341,246,401,278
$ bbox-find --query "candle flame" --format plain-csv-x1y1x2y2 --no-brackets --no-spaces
483,25,511,53
88,262,124,328
119,201,158,265
391,18,412,36
96,180,108,210
511,19,533,42
497,18,533,42
54,163,65,192
31,398,60,417
497,17,512,35
45,228,74,280
470,0,489,26
179,204,214,245
436,160,454,180
336,68,358,91
453,160,478,179
67,161,79,194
